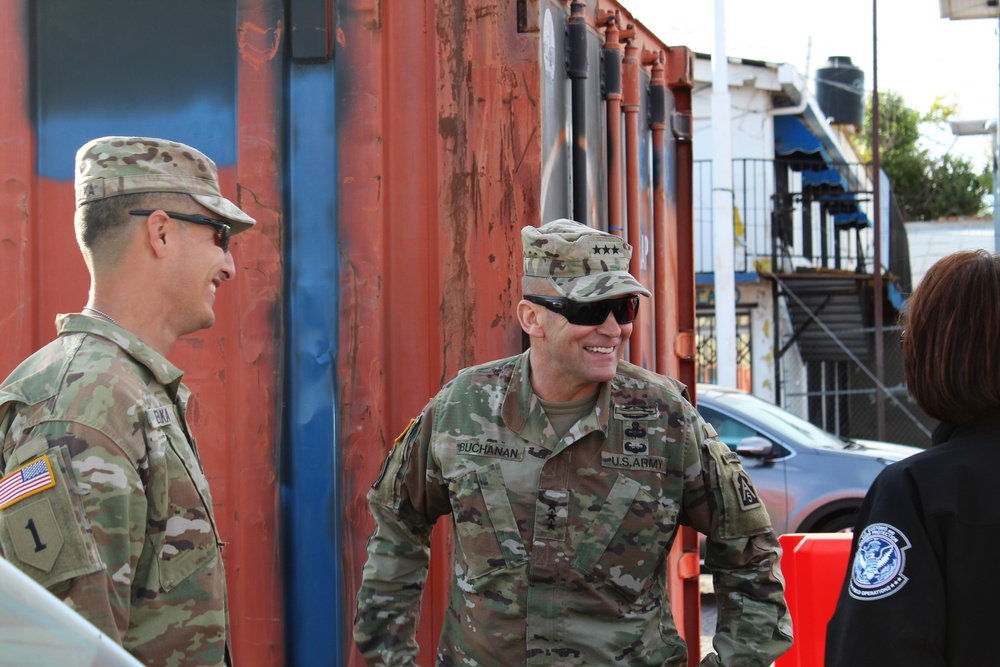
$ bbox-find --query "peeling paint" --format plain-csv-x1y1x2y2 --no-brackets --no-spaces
238,20,283,70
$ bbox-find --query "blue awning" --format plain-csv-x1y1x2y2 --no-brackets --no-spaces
774,115,829,163
774,115,870,228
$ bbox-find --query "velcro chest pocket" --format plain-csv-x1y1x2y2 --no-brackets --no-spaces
449,462,527,583
572,474,674,602
146,423,219,593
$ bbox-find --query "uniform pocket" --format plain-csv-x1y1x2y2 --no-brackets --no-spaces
146,434,219,593
449,462,526,582
572,474,670,602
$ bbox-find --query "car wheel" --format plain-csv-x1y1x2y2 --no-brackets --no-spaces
813,513,859,533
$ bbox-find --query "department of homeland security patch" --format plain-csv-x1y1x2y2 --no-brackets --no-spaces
849,522,911,600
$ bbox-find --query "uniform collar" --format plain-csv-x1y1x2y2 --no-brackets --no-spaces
501,349,611,449
57,313,185,394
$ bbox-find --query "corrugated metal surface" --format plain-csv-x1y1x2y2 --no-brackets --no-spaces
0,1,285,665
0,1,696,665
335,1,696,664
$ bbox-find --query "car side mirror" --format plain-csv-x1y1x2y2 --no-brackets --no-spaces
736,436,774,458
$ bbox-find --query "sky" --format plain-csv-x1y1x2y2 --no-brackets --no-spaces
622,0,1000,168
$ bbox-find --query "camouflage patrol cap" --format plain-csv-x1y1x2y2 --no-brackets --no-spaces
522,219,651,302
74,136,256,234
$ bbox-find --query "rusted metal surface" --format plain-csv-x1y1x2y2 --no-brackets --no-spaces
601,11,625,238
336,1,540,664
0,1,697,664
0,2,285,665
665,42,700,667
336,1,699,663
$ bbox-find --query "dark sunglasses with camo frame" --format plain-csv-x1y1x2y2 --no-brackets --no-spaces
525,294,640,326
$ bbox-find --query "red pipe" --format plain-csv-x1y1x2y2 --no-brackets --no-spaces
646,49,667,378
622,30,644,366
665,44,700,666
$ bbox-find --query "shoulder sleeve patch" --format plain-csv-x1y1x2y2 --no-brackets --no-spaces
703,437,772,539
370,414,424,508
0,450,103,587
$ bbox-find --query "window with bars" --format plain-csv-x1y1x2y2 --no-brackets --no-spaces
696,312,753,392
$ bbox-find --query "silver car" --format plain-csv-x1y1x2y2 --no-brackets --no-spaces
695,384,922,534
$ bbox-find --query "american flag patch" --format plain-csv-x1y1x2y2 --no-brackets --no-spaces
0,455,56,510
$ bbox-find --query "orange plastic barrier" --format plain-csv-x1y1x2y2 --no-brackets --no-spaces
776,533,853,667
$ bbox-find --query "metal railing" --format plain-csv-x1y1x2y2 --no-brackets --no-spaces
694,158,877,275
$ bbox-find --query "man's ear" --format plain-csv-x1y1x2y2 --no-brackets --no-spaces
142,210,172,258
517,300,546,339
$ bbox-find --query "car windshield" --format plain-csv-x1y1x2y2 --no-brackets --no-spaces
713,391,849,450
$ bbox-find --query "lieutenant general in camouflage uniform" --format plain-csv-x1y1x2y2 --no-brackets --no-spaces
0,136,255,666
354,219,793,666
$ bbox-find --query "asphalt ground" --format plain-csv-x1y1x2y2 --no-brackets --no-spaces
699,574,717,660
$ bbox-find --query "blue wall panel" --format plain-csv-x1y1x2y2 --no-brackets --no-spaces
283,61,339,666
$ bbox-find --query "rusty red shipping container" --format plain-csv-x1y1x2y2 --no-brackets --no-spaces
0,1,696,665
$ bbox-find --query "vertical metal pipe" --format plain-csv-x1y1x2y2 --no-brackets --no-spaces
647,50,667,377
601,11,625,237
872,0,886,440
566,0,588,223
666,45,700,666
622,31,644,365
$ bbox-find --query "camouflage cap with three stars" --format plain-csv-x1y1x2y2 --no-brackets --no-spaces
522,219,651,302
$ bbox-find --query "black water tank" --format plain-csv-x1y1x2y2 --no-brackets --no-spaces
816,56,865,127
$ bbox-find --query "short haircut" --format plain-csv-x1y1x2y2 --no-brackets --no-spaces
75,192,185,271
902,249,1000,424
522,275,556,297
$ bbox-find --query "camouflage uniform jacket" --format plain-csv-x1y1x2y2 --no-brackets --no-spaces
0,314,230,667
355,351,792,666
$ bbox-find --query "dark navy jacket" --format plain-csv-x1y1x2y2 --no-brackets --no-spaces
825,412,1000,666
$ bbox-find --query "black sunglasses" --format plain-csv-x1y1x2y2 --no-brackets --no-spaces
130,210,232,253
525,294,640,326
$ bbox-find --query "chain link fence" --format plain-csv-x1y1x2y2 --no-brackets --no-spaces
778,324,936,448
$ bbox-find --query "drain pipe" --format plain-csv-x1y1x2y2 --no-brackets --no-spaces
647,49,667,375
566,0,588,223
665,44,700,666
600,10,625,237
622,28,645,366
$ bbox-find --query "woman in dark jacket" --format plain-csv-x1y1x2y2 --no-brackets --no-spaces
825,249,1000,666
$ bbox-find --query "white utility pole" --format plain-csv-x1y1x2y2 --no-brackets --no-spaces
712,0,738,387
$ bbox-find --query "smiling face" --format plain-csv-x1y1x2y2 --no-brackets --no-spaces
165,205,237,336
520,293,635,402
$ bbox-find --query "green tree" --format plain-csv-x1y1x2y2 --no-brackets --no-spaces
858,91,991,221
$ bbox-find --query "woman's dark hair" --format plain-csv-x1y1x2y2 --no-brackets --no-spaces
903,249,1000,424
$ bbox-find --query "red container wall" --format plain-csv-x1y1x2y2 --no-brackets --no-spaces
0,2,285,665
336,1,695,664
2,1,693,665
336,2,540,661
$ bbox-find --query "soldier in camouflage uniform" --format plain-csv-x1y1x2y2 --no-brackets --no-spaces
0,136,255,666
354,220,793,666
